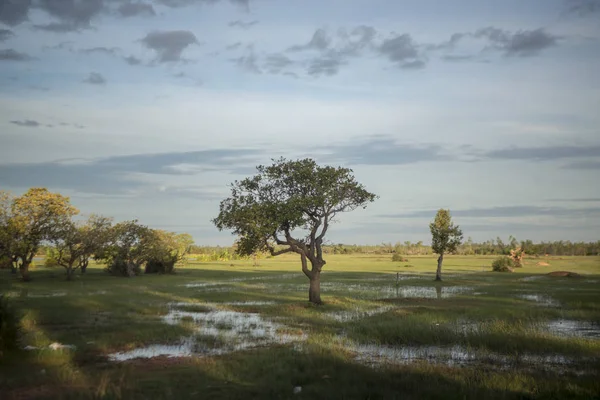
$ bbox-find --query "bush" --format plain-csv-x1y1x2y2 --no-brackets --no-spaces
106,259,141,277
392,254,409,262
0,295,20,356
144,259,176,274
404,264,414,268
45,248,60,268
492,256,515,272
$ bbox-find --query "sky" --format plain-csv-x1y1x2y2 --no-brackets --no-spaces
1,0,599,246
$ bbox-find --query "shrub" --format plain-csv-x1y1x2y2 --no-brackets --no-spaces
392,254,409,262
404,264,414,268
492,256,515,272
105,259,141,277
144,259,176,274
45,248,60,268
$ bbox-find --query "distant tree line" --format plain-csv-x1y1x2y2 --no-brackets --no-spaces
188,238,600,259
0,188,194,281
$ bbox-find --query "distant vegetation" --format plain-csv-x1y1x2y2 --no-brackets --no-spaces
0,188,193,281
491,256,517,272
2,185,599,288
189,238,600,260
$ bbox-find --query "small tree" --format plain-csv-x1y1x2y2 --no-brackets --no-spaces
213,158,377,304
52,215,113,280
99,220,155,277
509,246,525,268
9,188,79,281
429,209,463,281
145,231,194,274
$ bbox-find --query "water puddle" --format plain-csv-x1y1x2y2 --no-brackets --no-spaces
183,282,226,288
318,283,473,300
349,343,595,374
108,302,305,361
454,320,482,335
27,292,67,298
394,286,473,299
24,342,76,351
519,276,543,282
228,273,299,282
184,274,299,289
547,320,600,338
222,301,277,306
326,305,394,322
518,294,560,307
87,290,110,296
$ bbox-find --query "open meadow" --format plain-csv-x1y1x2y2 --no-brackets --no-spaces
1,254,599,399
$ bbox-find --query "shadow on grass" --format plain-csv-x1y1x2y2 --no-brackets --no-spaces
6,344,595,399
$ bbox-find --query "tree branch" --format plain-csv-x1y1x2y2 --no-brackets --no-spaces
300,253,312,279
316,215,329,242
270,247,295,256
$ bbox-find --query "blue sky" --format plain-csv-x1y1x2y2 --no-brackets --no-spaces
1,0,599,245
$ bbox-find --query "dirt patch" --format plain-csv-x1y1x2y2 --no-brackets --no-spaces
536,262,550,266
546,271,581,278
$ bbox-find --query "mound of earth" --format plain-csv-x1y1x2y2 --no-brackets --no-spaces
546,271,581,278
536,261,550,266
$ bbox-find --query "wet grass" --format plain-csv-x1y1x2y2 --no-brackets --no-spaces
0,254,599,399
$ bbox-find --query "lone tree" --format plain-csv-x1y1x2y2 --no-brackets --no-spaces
429,209,463,281
213,158,377,304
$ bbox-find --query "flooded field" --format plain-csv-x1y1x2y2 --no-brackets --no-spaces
547,319,600,338
109,301,305,361
517,293,561,307
349,342,597,375
3,254,600,399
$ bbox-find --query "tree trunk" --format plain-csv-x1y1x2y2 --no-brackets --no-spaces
81,259,88,274
308,271,322,305
19,262,31,282
435,254,444,281
66,264,74,281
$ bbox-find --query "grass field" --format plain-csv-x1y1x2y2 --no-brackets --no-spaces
1,254,599,399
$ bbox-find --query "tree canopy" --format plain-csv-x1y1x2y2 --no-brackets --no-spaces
7,188,79,281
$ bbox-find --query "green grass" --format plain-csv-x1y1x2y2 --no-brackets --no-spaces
0,254,599,399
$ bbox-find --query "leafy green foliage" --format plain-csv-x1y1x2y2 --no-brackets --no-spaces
144,231,194,274
391,254,408,262
44,247,60,268
213,158,377,303
5,188,79,280
430,209,463,256
98,220,195,276
52,215,113,279
213,158,377,258
492,256,516,272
